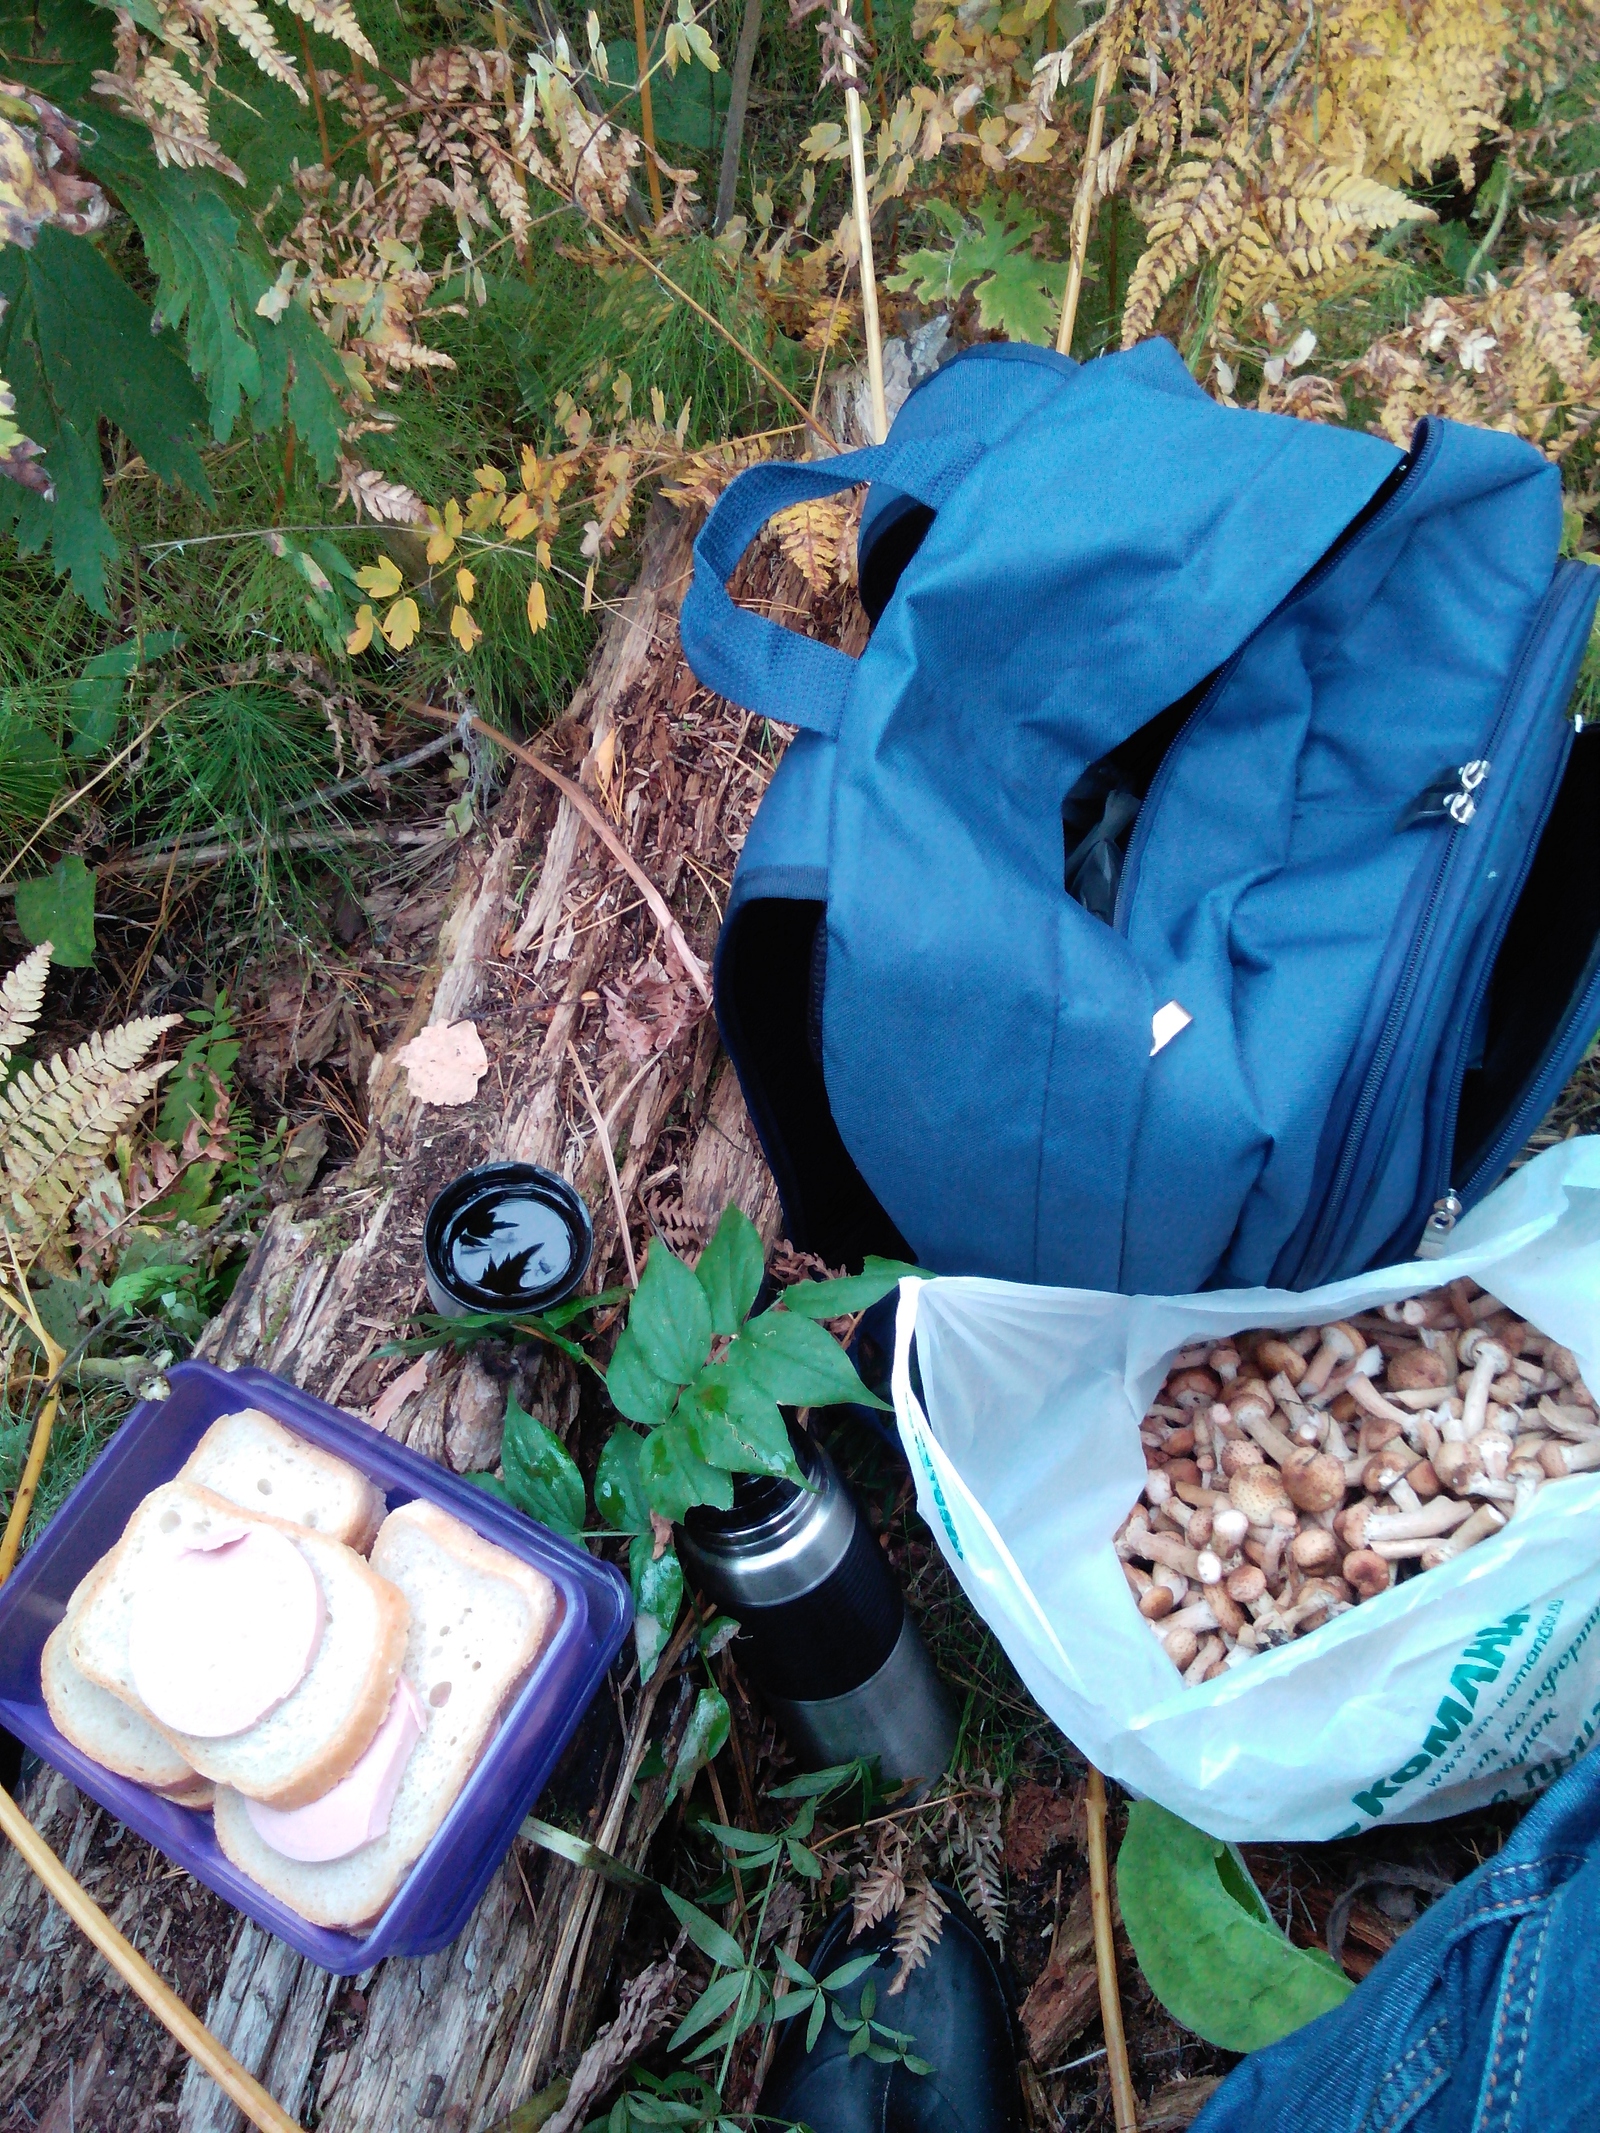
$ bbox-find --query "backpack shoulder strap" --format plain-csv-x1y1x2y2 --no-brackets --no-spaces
679,429,983,736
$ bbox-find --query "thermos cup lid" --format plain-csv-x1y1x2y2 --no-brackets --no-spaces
423,1163,593,1317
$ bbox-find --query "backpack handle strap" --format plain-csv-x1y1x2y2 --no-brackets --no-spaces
679,431,982,737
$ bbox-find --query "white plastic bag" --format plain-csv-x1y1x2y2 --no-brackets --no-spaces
891,1138,1600,1840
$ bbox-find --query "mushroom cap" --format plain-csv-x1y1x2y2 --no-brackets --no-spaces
1343,1548,1392,1600
1334,1499,1375,1551
1280,1449,1346,1512
1225,1563,1267,1603
1166,1367,1222,1409
1290,1526,1340,1572
1408,1458,1442,1499
1228,1465,1290,1523
1224,1378,1275,1422
1162,1626,1200,1669
1256,1339,1308,1384
1362,1453,1411,1495
1386,1346,1451,1392
1320,1321,1364,1362
1138,1586,1176,1620
1195,1549,1224,1585
1220,1439,1266,1476
1433,1440,1482,1490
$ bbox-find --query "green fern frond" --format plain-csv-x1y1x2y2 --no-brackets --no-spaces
0,944,50,1069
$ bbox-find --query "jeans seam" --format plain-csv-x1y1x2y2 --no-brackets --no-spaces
1475,1906,1553,2133
1359,2015,1451,2133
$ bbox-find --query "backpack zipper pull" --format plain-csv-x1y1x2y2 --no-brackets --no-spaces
1396,760,1491,831
1415,1190,1463,1258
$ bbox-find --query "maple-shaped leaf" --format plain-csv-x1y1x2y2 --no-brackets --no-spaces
0,225,210,612
888,195,1070,347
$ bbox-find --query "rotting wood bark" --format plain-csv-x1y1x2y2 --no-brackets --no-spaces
1,494,860,2133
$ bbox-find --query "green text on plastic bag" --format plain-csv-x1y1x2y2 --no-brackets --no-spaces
1117,1801,1353,2051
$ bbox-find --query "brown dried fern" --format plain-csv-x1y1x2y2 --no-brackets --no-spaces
946,1785,1006,1946
887,1873,948,1995
850,1826,907,1939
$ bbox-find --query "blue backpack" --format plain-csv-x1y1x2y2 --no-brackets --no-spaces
679,339,1600,1295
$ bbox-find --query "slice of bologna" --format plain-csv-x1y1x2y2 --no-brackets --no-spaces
129,1523,325,1739
243,1675,427,1862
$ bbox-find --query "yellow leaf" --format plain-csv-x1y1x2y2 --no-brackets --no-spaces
450,603,482,652
475,464,507,493
520,445,541,490
464,489,505,533
536,538,552,570
455,566,477,605
501,497,539,541
527,578,549,635
346,604,376,655
426,527,456,566
442,499,463,537
381,595,420,650
651,385,667,426
355,553,403,600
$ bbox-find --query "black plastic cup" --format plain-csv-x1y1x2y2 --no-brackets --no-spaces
423,1164,593,1318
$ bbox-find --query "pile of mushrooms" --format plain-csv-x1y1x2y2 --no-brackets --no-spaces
1115,1278,1596,1687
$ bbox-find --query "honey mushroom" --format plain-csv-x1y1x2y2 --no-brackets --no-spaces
1117,1286,1597,1686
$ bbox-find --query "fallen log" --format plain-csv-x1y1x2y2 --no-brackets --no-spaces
0,495,859,2133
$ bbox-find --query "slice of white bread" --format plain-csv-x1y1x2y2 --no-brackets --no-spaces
180,1409,385,1553
214,1499,559,1927
41,1617,198,1791
67,1481,410,1809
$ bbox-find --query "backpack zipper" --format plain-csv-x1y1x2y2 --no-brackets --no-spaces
1293,560,1598,1283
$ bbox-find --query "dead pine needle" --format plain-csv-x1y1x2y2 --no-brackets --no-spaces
1086,1765,1139,2131
569,1042,640,1288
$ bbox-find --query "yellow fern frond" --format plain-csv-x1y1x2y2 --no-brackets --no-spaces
279,0,377,65
0,945,50,1071
769,498,850,595
206,0,307,103
1324,0,1509,186
0,1017,179,1267
1121,149,1243,345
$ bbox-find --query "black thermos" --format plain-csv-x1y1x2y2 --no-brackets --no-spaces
678,1437,956,1786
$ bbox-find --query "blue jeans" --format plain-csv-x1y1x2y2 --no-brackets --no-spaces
1194,1749,1600,2133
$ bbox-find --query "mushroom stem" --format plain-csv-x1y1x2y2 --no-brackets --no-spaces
1421,1503,1507,1568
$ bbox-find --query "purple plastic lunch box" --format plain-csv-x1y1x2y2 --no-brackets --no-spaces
0,1359,630,1973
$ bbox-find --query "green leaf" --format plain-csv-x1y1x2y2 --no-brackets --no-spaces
83,118,266,443
638,1418,732,1522
500,1394,586,1539
693,1204,764,1336
607,1321,681,1425
886,195,1070,347
1117,1802,1354,2052
596,1425,651,1531
602,41,729,149
778,1257,925,1319
66,643,138,757
681,1367,803,1479
669,1969,748,2050
0,226,211,611
785,1836,822,1880
819,1954,879,1992
700,1821,782,1861
629,1239,712,1386
668,1684,731,1801
660,1886,746,1972
726,1311,889,1411
15,853,95,967
629,1530,684,1682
